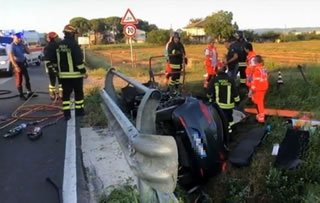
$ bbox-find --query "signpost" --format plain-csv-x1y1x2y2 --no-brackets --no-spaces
78,37,89,62
121,8,138,68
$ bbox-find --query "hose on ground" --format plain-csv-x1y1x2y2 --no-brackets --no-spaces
0,92,63,130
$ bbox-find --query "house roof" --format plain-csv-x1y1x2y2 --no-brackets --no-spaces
184,20,206,29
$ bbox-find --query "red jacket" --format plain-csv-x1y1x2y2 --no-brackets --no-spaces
245,51,257,87
204,45,217,75
251,63,269,91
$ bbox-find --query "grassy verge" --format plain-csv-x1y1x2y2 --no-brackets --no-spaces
83,87,108,127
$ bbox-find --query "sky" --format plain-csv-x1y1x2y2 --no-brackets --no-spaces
1,0,320,34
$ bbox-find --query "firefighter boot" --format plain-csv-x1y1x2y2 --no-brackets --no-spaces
58,85,63,99
75,108,85,117
49,85,55,100
64,110,71,121
18,87,27,100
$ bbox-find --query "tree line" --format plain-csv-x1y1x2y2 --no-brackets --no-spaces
69,11,320,45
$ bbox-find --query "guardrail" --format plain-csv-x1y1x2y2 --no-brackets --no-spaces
100,68,179,203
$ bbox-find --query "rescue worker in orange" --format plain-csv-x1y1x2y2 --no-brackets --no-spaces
204,39,218,88
207,64,240,135
244,43,256,88
249,55,269,123
44,32,62,100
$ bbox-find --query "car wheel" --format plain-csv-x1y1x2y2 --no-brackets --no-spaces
35,61,41,66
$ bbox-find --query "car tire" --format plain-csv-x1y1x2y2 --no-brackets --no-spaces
35,61,41,66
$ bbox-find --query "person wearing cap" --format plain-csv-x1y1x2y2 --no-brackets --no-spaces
44,32,62,100
207,64,240,136
167,32,186,95
224,39,238,80
56,25,87,120
232,31,249,91
7,33,35,100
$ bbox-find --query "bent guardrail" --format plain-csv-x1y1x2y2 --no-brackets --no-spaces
100,68,178,203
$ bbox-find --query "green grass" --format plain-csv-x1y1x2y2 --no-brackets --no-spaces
83,87,108,127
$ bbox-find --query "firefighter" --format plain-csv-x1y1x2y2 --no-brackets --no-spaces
207,65,240,135
8,33,37,100
163,36,173,86
232,31,248,88
249,55,269,123
44,32,62,100
244,43,257,88
203,39,218,88
56,25,87,120
167,32,186,95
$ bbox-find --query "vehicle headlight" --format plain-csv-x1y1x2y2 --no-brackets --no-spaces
0,60,7,65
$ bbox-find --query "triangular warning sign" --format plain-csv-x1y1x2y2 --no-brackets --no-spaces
120,8,139,25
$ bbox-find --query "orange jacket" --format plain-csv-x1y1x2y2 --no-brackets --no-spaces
204,45,217,75
251,63,269,91
245,51,257,87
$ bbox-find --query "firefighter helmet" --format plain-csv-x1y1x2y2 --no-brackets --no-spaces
48,32,58,39
63,25,77,33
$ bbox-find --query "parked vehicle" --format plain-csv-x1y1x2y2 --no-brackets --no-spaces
0,45,12,76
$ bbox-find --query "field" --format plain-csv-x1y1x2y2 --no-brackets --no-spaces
85,40,320,202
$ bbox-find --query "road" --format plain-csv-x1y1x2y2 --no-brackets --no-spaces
0,64,88,203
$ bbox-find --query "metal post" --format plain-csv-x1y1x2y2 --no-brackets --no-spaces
130,38,134,68
83,46,86,63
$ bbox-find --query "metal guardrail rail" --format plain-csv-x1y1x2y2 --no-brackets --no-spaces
100,68,179,203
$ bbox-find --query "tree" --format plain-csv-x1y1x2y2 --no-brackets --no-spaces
137,19,158,32
204,10,237,40
146,29,171,44
103,16,124,42
89,19,106,44
188,18,203,25
243,30,259,42
69,17,91,35
261,31,281,41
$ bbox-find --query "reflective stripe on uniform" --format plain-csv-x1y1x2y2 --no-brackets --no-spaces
217,102,235,109
171,64,181,69
215,85,219,104
66,50,74,73
77,64,85,69
239,62,246,67
234,96,240,102
240,78,246,83
75,100,84,104
63,101,71,110
227,85,231,105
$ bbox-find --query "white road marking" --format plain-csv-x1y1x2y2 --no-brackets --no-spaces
63,108,77,203
0,78,11,85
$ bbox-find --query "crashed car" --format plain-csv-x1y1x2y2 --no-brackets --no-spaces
121,85,229,187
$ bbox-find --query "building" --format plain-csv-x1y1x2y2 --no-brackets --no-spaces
183,20,207,43
126,29,146,44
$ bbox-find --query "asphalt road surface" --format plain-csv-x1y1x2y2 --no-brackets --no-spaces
0,64,88,203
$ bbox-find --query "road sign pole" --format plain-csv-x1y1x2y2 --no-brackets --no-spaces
130,38,134,68
83,46,86,63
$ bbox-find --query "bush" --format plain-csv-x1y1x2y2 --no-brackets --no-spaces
146,29,171,44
